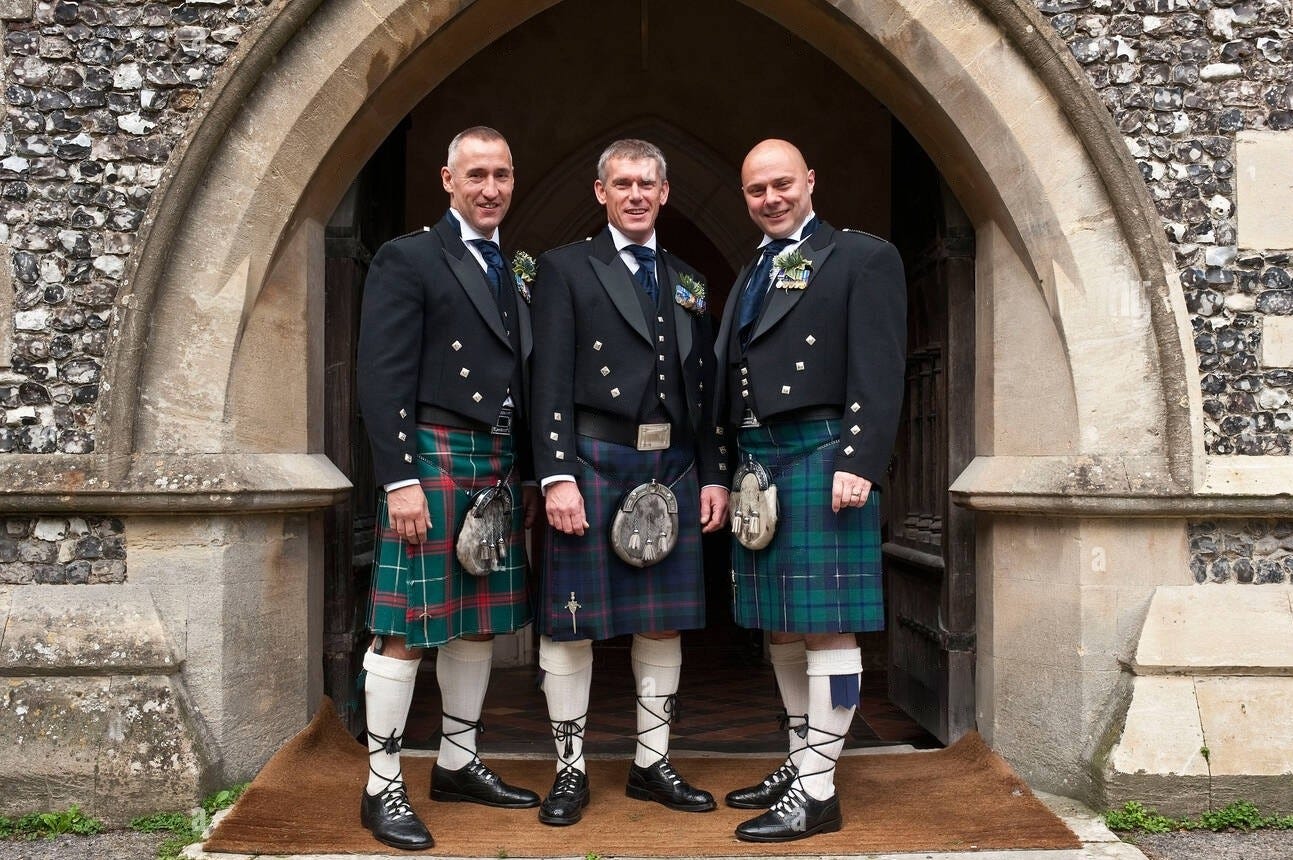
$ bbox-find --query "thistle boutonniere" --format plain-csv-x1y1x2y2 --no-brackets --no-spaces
511,251,535,303
674,273,707,315
773,248,811,290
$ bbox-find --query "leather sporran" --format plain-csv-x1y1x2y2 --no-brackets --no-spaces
611,479,680,568
730,457,778,550
456,481,513,576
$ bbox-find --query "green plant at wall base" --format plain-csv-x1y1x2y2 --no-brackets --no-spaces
129,782,250,860
1106,800,1293,833
0,806,104,840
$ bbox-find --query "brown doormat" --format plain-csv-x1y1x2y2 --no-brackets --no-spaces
205,699,1079,856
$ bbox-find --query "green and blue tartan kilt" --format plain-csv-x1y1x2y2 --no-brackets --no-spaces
366,424,532,649
541,435,704,641
731,418,883,634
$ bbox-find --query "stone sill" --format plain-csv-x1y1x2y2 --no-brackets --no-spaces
950,455,1293,516
0,453,351,513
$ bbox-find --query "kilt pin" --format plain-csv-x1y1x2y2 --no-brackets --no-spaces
367,424,531,649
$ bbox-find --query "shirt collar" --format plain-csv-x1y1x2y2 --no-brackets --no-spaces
609,224,657,253
449,208,500,245
758,210,817,249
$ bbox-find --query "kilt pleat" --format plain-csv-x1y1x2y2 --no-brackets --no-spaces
541,435,704,641
731,418,883,634
366,424,531,649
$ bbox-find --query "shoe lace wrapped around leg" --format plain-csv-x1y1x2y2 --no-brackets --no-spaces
550,714,587,767
441,711,484,765
366,728,415,819
634,692,678,764
774,721,846,814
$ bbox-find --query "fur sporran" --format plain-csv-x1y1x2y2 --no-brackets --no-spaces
730,457,778,550
611,479,680,568
456,481,513,576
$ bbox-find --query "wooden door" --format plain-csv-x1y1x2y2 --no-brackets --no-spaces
883,129,976,744
322,124,407,735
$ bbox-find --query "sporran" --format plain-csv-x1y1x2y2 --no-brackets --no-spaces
456,480,513,576
611,479,680,568
730,456,778,550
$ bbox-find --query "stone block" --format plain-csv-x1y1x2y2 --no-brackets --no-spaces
1196,676,1293,775
1263,316,1293,368
1110,676,1208,777
0,584,176,672
0,0,32,20
1236,131,1293,250
0,674,205,822
1134,585,1293,673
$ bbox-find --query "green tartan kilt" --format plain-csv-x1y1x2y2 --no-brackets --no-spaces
730,418,884,634
366,424,532,649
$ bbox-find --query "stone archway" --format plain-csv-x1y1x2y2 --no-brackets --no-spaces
85,0,1205,801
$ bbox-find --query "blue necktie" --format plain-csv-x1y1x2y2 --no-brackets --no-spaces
468,238,506,305
625,244,659,305
737,238,794,347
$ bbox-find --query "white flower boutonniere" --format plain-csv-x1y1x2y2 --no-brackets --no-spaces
674,273,708,315
772,248,811,290
511,251,535,303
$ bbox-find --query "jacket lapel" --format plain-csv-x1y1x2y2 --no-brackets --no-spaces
437,215,509,346
660,253,693,362
588,229,652,346
715,258,754,366
750,225,836,345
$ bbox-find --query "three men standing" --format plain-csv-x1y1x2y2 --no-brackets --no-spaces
528,139,728,825
355,126,539,850
354,131,905,848
716,139,906,842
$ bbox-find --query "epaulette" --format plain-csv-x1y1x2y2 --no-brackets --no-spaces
389,225,435,243
840,227,887,242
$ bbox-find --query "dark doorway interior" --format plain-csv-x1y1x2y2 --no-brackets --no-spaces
321,0,971,751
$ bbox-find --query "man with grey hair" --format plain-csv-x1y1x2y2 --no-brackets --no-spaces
356,125,540,850
528,139,728,825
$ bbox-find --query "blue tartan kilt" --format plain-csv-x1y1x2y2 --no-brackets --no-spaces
731,418,884,634
540,434,704,641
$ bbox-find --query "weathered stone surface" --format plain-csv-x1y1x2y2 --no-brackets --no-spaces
1134,584,1293,671
0,584,174,671
0,674,205,822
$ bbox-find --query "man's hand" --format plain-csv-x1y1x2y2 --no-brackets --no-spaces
545,480,589,536
699,485,729,533
387,484,432,543
522,485,541,530
831,471,872,513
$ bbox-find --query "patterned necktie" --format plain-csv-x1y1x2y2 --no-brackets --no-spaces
468,238,506,305
625,244,659,305
737,237,795,346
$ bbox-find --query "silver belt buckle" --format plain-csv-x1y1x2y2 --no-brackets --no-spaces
635,423,671,451
491,406,514,436
740,409,761,429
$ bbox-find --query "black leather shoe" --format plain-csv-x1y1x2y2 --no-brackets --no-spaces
725,761,798,809
626,758,716,812
431,760,540,808
360,784,434,851
735,787,841,843
539,765,590,826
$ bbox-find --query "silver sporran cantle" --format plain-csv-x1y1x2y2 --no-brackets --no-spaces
730,457,778,550
611,479,680,568
456,480,512,576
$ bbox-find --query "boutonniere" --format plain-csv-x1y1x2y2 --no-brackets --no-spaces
510,251,535,303
772,248,811,290
674,273,707,315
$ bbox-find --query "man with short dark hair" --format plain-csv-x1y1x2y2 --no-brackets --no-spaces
355,126,539,851
528,138,728,826
715,138,907,843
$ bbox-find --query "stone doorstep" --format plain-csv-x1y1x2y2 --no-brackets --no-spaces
0,584,177,673
182,779,1149,860
1133,584,1293,674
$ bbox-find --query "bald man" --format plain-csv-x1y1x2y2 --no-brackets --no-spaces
712,139,907,842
